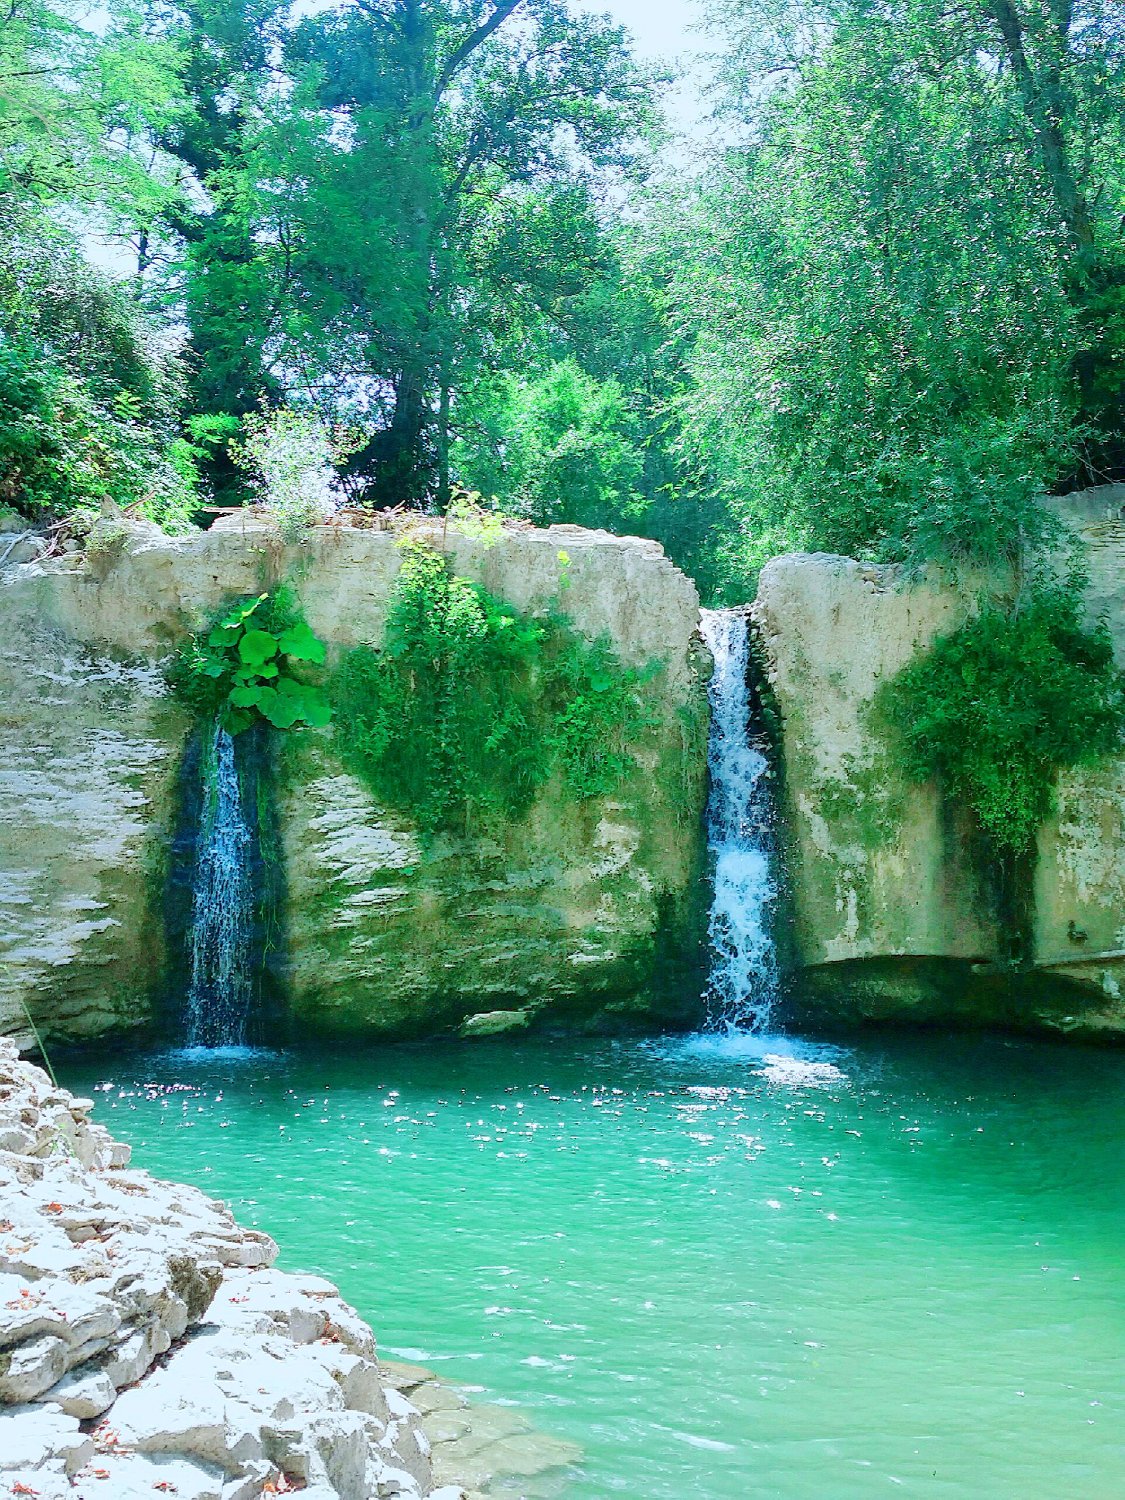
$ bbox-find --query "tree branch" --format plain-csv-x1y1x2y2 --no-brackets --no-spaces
434,0,526,101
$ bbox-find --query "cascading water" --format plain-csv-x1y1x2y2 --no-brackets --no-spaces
700,608,780,1031
183,722,255,1048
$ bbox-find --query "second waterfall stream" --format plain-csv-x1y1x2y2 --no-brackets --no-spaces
700,608,781,1030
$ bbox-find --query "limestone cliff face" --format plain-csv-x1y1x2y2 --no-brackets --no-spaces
0,516,709,1045
753,490,1125,1039
0,603,188,1048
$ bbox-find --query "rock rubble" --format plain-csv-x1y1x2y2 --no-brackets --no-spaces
0,1039,467,1499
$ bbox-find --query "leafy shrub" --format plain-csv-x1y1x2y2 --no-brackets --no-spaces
881,586,1125,856
0,228,201,531
332,542,656,833
453,360,644,531
232,408,353,541
170,591,331,734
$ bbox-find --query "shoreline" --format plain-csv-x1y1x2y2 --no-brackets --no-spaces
0,1036,468,1499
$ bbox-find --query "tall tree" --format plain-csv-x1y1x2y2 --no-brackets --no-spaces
270,0,657,502
672,0,1125,573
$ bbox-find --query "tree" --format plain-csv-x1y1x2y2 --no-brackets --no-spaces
673,0,1125,571
454,358,643,527
267,0,658,503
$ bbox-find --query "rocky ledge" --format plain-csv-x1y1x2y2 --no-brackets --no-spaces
0,1039,466,1500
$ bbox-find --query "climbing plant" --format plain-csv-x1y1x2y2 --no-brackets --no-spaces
170,591,331,733
881,585,1125,860
332,542,657,833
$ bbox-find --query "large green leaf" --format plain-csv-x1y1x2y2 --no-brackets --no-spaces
219,594,268,632
239,629,279,668
258,690,301,729
278,620,327,664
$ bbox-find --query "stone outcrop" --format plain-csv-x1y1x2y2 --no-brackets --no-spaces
754,490,1125,1038
0,514,709,1046
0,1038,467,1499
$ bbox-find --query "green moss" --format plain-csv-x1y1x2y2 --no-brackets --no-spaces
817,751,907,853
330,541,661,835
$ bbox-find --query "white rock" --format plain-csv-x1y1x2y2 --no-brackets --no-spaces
1,1468,72,1499
0,1402,95,1475
72,1452,226,1500
308,1341,390,1422
0,1333,69,1401
103,1320,170,1389
220,1458,275,1499
39,1362,116,1418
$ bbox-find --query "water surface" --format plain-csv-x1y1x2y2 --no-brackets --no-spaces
62,1031,1125,1498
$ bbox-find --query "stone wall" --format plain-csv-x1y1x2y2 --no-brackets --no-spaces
753,491,1125,1039
0,515,709,1046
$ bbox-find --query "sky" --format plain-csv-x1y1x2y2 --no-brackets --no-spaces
579,0,714,138
592,0,702,61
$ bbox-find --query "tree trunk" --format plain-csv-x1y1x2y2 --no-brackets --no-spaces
986,0,1095,252
437,377,451,506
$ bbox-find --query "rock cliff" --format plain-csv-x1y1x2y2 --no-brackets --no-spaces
0,515,708,1046
753,490,1125,1039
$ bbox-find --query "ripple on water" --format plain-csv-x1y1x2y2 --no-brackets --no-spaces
61,1032,1125,1500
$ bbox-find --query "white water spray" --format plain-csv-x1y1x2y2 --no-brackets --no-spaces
185,723,254,1048
700,609,780,1031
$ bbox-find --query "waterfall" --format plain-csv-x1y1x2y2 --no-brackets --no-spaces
184,722,255,1048
700,608,780,1031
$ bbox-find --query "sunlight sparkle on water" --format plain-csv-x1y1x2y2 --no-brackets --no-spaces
63,1033,1125,1500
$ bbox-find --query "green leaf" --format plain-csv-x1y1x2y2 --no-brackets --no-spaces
278,620,327,664
258,692,300,729
237,661,279,680
220,594,268,631
239,629,279,668
303,694,332,727
229,684,264,708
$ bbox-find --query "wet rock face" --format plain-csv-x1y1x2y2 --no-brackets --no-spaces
754,490,1125,1037
0,1038,465,1499
0,516,709,1045
0,609,186,1046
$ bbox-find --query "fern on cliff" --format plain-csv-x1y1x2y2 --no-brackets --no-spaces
331,542,657,834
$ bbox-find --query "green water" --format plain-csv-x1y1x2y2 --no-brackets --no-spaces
62,1031,1125,1499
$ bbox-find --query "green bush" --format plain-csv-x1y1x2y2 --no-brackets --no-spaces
0,332,201,530
0,231,202,531
881,586,1125,856
169,591,331,734
332,542,657,833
